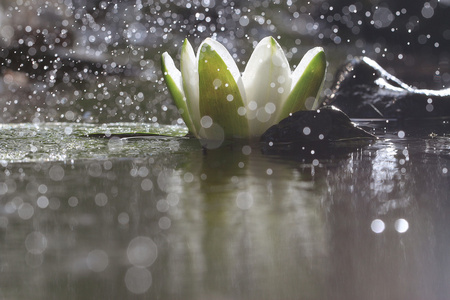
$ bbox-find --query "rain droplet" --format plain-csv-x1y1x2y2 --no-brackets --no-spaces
394,219,409,233
64,127,73,135
68,196,78,207
256,108,271,123
372,7,394,29
159,216,171,230
18,203,34,220
25,231,48,254
242,145,252,155
156,200,169,212
167,193,179,206
127,236,158,267
303,127,311,135
125,266,152,294
49,165,64,181
86,249,109,272
421,3,434,18
94,193,108,207
213,78,222,89
239,15,250,26
236,192,254,210
118,212,130,225
183,172,194,183
141,178,153,191
37,196,49,209
88,163,103,177
371,219,385,233
248,101,257,111
200,116,213,128
265,102,276,114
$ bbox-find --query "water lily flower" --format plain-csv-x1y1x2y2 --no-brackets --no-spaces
161,36,326,141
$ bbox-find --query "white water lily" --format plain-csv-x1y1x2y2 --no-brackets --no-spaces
161,36,326,141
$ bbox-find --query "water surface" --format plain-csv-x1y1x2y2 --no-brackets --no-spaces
0,122,449,299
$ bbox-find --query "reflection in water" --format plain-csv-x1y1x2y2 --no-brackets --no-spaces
322,137,449,300
163,146,328,299
0,134,449,299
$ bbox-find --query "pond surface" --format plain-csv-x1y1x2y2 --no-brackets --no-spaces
0,122,449,300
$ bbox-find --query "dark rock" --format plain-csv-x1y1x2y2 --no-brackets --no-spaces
260,106,375,156
323,57,450,120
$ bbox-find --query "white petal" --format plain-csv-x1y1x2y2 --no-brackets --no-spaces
162,52,183,92
162,52,197,135
242,37,291,136
180,39,201,133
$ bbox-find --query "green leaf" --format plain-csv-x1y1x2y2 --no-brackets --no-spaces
277,48,326,121
161,52,197,135
198,43,249,139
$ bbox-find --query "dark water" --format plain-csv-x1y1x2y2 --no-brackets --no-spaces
0,122,448,300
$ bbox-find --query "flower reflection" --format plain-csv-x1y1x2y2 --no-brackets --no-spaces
158,146,327,298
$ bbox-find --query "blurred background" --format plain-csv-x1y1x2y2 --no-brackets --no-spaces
0,0,449,124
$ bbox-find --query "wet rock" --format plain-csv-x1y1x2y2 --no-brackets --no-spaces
260,106,375,155
323,57,450,120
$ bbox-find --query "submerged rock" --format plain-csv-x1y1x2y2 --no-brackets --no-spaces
260,106,375,155
323,57,450,120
